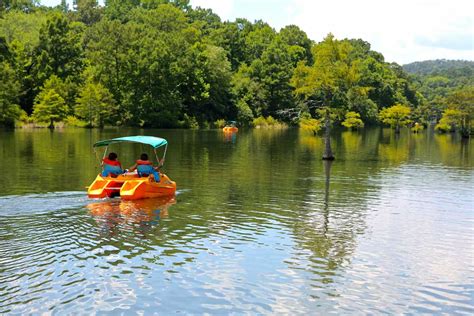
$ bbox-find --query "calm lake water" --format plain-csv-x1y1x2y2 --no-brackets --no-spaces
0,128,473,314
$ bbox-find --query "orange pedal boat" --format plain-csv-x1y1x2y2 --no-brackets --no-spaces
87,136,176,200
222,121,238,133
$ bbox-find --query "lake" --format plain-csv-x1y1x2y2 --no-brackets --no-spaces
0,127,473,314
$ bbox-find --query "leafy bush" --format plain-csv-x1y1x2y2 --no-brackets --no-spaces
299,112,321,134
379,104,411,132
253,116,268,127
64,116,88,127
236,100,254,126
181,114,199,129
214,119,226,128
342,111,364,130
253,115,287,128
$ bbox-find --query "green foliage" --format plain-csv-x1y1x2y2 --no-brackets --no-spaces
342,111,364,130
33,13,83,86
73,0,102,25
75,81,116,127
32,87,68,128
253,115,286,128
299,112,321,134
445,86,473,137
404,60,474,122
435,109,462,133
0,3,466,131
64,115,88,127
236,99,254,126
253,115,269,127
404,60,474,77
180,113,199,129
290,33,418,128
379,104,411,132
0,0,37,12
0,61,21,127
214,118,226,128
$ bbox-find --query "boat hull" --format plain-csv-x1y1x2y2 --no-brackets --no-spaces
223,126,238,132
87,173,176,200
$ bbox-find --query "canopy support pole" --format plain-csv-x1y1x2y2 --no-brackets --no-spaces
154,144,167,169
102,146,108,163
154,148,160,165
162,144,168,163
94,147,101,169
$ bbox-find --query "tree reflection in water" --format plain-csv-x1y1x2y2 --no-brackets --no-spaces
323,160,332,235
87,196,176,235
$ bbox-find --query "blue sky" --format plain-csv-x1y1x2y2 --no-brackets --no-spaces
40,0,474,64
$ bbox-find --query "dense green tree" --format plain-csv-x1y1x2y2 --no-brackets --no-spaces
0,61,22,127
32,86,68,128
379,104,411,133
0,1,466,131
187,6,221,36
279,25,313,64
243,22,275,63
231,62,267,122
442,87,474,137
435,109,461,133
0,10,51,112
207,20,250,70
0,0,37,13
299,112,321,135
259,37,296,117
33,13,83,85
75,81,115,127
342,111,364,130
73,0,102,25
292,34,357,159
184,44,232,123
404,60,473,122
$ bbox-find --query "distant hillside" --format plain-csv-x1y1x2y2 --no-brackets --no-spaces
403,59,474,77
402,60,473,122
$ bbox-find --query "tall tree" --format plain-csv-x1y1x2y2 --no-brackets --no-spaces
0,61,22,127
379,104,411,133
32,86,68,129
73,0,102,25
292,34,356,159
33,13,83,88
75,81,116,127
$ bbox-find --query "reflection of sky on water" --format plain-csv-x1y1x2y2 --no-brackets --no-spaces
1,129,473,314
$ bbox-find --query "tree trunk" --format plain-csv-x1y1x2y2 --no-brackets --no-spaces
48,119,54,129
395,124,400,134
322,108,335,160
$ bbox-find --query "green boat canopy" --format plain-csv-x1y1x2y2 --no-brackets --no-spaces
93,136,168,149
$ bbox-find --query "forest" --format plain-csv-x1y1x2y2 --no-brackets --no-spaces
0,0,472,135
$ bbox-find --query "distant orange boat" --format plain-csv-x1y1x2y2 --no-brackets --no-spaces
223,121,238,132
223,126,238,132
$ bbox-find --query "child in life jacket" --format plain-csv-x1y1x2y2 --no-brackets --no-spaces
101,152,124,177
128,153,162,182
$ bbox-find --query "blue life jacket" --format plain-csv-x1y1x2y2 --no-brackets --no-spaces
136,160,160,182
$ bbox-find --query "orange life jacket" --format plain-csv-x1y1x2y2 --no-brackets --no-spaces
103,158,121,167
136,160,152,166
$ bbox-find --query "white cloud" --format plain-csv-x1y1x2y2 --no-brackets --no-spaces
190,0,474,64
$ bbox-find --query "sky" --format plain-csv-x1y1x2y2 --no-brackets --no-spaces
41,0,474,64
